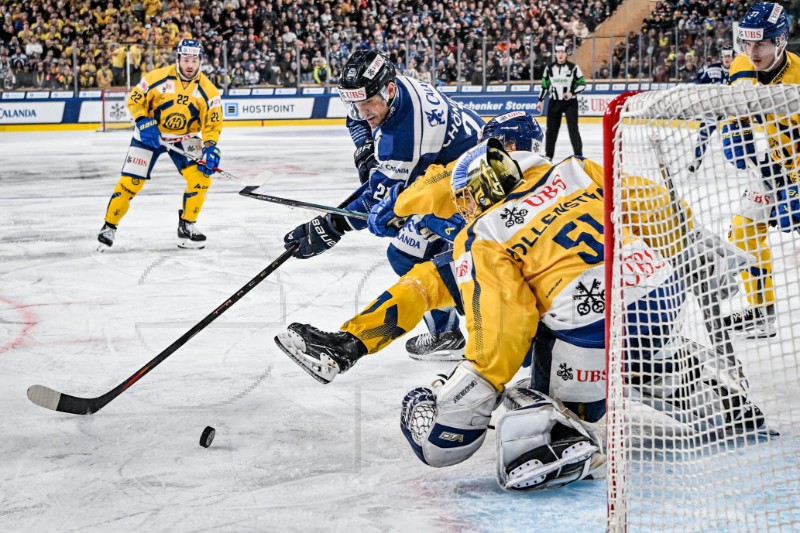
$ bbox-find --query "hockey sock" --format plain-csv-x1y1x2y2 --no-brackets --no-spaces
181,167,212,222
104,176,145,226
342,260,457,354
729,215,774,307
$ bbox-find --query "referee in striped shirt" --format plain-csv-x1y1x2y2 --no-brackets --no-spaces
536,44,587,160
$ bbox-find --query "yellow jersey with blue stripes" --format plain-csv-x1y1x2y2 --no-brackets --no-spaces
452,155,677,389
728,50,800,176
128,65,223,144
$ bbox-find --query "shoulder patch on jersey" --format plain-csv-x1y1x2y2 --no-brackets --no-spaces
454,251,474,284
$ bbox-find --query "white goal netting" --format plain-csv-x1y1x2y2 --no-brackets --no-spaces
605,85,800,532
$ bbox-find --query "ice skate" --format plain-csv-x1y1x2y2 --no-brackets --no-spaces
723,306,777,339
406,329,466,361
177,209,206,249
97,222,116,252
275,323,367,384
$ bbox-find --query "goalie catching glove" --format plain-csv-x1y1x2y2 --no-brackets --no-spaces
284,214,350,259
401,362,500,468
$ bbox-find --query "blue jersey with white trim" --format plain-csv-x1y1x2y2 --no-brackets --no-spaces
693,62,729,84
345,75,484,228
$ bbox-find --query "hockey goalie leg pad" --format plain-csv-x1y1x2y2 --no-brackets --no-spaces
401,362,500,468
496,384,601,492
104,176,146,226
181,167,212,222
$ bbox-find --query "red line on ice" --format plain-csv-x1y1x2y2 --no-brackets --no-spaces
0,295,37,355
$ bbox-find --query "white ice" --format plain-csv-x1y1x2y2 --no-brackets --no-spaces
0,126,608,532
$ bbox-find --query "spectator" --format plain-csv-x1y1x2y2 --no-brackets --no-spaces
298,55,313,84
244,62,260,85
313,57,331,84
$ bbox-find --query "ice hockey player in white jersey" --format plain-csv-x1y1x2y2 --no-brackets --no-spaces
283,49,484,359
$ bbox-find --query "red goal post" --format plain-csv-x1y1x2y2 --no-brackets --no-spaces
603,86,800,532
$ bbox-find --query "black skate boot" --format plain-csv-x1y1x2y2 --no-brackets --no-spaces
722,305,776,339
405,329,466,361
97,222,117,252
275,323,367,384
177,209,206,249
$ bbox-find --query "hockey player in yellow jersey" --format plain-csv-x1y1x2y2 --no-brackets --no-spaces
97,39,223,251
276,113,765,490
722,2,800,337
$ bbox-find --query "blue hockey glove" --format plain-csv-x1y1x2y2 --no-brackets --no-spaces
417,214,466,243
284,214,345,259
720,121,756,170
367,184,403,238
774,184,800,233
135,117,161,150
198,143,221,176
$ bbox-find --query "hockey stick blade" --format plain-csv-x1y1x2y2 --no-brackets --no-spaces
239,185,369,220
26,245,297,415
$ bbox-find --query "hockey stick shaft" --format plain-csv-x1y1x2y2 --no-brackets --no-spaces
651,137,735,359
27,245,298,415
238,185,369,220
160,140,240,182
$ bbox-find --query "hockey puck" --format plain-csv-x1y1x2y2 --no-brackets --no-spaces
200,426,215,448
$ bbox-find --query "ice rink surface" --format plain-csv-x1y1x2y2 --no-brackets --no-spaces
0,126,608,532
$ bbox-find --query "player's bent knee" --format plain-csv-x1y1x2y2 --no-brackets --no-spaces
183,167,212,191
401,362,500,468
496,383,602,492
118,176,146,196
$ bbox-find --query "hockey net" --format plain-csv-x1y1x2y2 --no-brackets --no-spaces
98,88,134,132
604,86,800,532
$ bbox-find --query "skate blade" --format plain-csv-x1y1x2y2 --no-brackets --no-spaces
177,238,205,250
408,348,466,362
96,242,111,253
274,331,337,384
733,327,777,340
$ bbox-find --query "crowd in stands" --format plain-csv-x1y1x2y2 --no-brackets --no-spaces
0,0,795,92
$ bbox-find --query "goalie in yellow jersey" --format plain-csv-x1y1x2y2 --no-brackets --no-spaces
97,39,224,251
721,2,800,337
277,112,768,491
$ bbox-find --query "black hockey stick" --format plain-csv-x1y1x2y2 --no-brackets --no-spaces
651,136,736,360
27,245,298,415
239,185,369,220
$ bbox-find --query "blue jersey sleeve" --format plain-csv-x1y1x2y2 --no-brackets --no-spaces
346,117,372,148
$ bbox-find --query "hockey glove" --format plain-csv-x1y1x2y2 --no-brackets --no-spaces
354,139,377,184
284,214,345,259
720,120,756,170
367,184,404,238
136,117,162,150
198,142,220,176
774,184,800,233
417,214,466,243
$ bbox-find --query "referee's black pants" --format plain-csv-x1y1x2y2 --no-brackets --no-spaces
545,98,583,160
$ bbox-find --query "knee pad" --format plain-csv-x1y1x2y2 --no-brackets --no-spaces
118,175,146,196
496,383,602,492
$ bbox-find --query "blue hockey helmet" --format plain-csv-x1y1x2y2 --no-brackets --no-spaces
451,138,523,221
176,39,204,81
481,111,545,155
737,3,789,46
